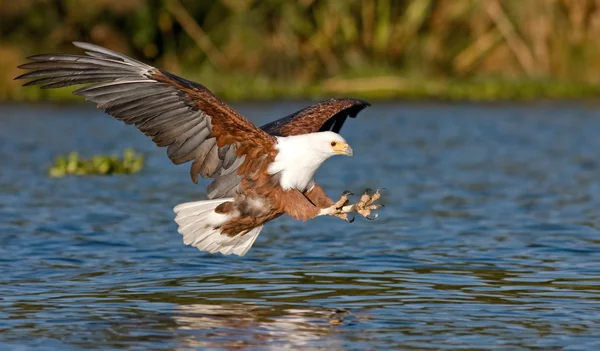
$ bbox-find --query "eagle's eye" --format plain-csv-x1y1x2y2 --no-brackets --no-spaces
331,141,337,147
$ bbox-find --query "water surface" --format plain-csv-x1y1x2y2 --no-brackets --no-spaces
1,101,600,350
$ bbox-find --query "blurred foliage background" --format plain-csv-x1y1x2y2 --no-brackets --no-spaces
3,0,600,101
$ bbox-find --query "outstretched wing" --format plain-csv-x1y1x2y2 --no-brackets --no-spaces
260,98,370,137
16,42,275,184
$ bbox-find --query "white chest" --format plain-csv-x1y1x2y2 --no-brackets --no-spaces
267,136,326,191
275,161,318,191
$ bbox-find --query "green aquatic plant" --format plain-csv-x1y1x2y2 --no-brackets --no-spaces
48,148,145,177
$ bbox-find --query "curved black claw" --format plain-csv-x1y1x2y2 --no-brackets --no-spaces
364,188,373,194
366,212,379,220
346,215,355,223
342,190,354,197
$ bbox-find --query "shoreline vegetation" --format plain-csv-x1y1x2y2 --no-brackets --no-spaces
48,149,145,177
10,77,600,103
3,0,600,102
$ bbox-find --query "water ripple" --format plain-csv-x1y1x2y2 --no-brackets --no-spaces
1,102,600,350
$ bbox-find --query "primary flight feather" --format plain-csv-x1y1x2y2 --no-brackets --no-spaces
16,42,383,256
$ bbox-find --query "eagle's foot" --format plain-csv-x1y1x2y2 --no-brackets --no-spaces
318,189,382,222
318,190,355,223
354,188,383,220
334,190,353,208
333,190,354,223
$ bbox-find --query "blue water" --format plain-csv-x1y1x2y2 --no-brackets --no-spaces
1,101,600,350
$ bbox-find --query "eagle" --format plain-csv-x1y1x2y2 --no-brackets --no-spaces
16,42,383,256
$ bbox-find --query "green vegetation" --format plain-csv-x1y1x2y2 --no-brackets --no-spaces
3,0,600,101
48,148,145,177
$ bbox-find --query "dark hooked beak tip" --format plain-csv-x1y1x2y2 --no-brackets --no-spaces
344,146,354,157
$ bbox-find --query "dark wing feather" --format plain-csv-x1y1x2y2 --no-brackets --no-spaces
16,42,275,187
260,98,370,136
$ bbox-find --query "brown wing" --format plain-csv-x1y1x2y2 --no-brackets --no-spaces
260,98,370,136
15,41,275,185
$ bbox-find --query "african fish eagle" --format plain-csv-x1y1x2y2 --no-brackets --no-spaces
16,42,383,256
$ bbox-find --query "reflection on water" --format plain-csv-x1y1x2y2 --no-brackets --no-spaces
174,304,347,350
1,102,600,350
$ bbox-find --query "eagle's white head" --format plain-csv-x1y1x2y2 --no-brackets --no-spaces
268,131,354,191
304,131,354,158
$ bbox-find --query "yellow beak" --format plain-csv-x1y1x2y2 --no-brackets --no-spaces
334,142,353,157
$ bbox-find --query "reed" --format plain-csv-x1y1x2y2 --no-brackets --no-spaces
3,0,600,100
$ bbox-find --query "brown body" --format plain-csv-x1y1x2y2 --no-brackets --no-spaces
216,172,334,236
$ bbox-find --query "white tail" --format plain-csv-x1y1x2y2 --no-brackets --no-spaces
173,198,263,256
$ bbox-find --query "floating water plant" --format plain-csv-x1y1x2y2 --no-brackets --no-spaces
48,148,144,177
